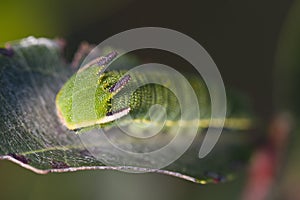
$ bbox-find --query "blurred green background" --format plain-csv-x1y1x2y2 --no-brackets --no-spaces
1,0,299,199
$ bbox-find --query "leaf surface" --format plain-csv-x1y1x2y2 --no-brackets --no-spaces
0,37,253,184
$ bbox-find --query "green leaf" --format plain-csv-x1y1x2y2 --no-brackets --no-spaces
0,37,253,184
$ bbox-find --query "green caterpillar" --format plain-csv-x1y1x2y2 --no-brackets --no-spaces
56,51,251,132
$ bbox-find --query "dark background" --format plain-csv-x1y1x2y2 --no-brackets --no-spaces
0,0,297,199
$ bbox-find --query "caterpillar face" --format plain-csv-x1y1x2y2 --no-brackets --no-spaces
55,52,133,130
